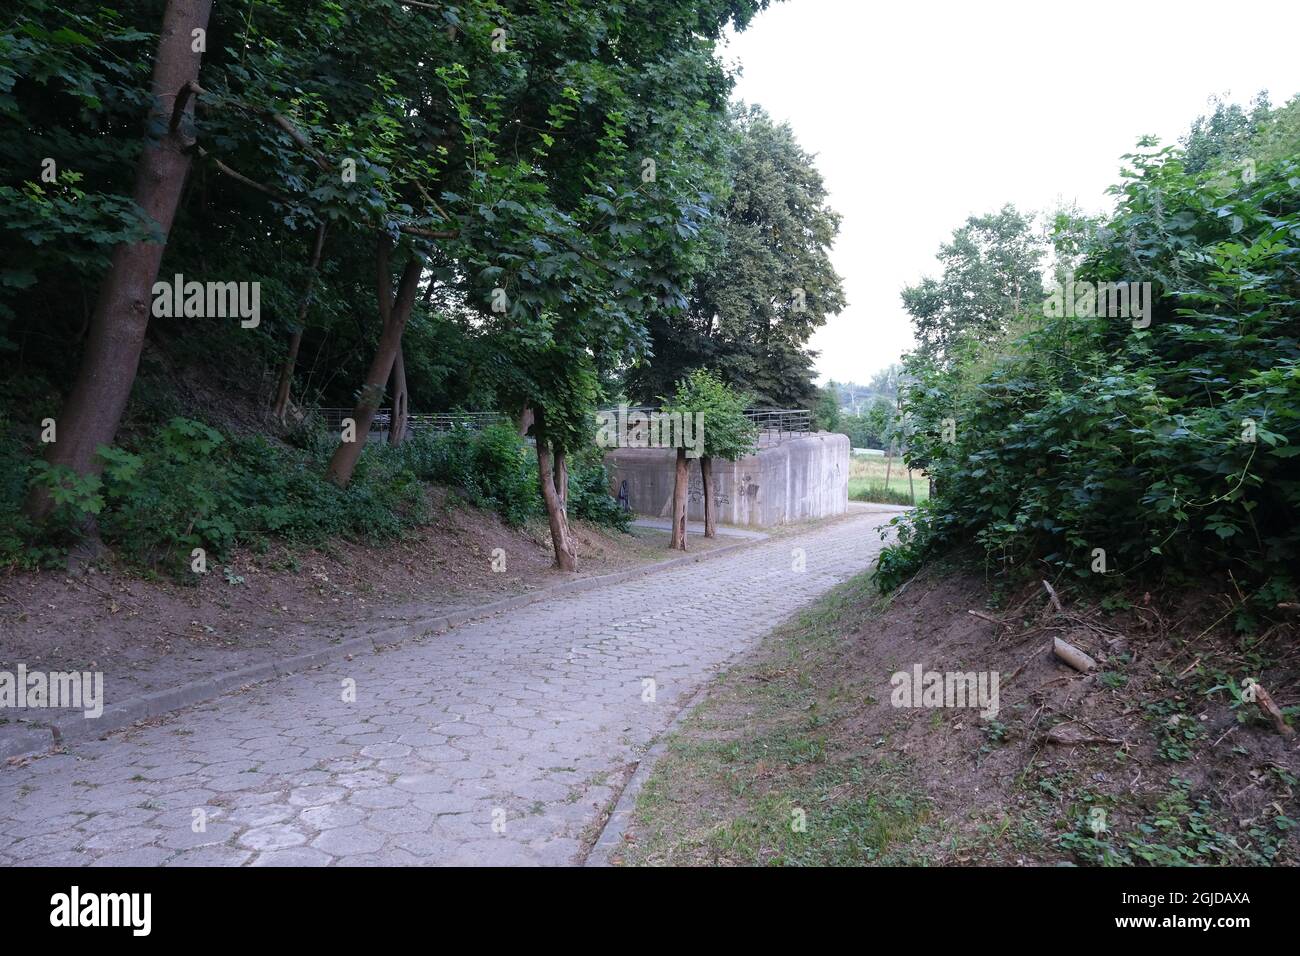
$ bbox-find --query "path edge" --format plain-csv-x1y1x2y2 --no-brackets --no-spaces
583,677,716,867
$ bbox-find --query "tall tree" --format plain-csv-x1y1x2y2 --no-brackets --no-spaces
628,103,846,408
1182,91,1271,174
900,204,1045,368
25,0,214,520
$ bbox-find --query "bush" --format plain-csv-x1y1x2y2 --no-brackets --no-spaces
1,414,631,575
399,423,540,525
566,447,631,531
398,424,627,530
879,137,1300,613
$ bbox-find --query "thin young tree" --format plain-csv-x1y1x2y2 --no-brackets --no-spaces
662,369,756,546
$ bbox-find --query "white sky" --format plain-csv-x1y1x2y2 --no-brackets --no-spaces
722,0,1300,384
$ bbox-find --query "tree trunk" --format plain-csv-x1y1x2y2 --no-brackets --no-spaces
535,410,576,571
25,0,214,520
517,404,534,438
670,447,688,550
273,221,327,421
273,329,304,422
387,345,408,446
324,246,422,486
556,448,568,513
700,455,716,538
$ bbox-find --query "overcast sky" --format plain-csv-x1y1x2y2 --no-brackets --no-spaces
722,0,1300,385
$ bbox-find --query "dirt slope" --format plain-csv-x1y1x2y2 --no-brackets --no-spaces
618,562,1298,866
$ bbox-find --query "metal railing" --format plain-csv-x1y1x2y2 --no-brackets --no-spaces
594,405,813,445
311,406,813,445
406,412,507,434
743,408,812,443
313,408,506,440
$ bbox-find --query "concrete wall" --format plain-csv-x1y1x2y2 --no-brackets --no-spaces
604,432,850,528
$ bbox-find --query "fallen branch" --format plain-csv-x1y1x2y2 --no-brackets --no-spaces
1042,579,1064,614
1045,722,1121,746
1253,683,1296,738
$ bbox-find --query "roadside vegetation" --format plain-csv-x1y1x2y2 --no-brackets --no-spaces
847,452,927,506
879,95,1300,623
619,563,1297,866
1,416,626,577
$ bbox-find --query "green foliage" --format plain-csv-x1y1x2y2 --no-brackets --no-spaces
841,396,898,449
848,480,917,507
879,108,1300,606
0,0,763,568
401,424,539,527
901,204,1046,367
812,386,840,432
629,103,846,407
1144,698,1204,763
1059,774,1289,866
1,412,630,574
564,446,632,532
1182,92,1271,175
383,424,629,529
660,368,756,461
89,419,427,573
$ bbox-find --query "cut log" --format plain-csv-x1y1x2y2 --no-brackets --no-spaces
1053,637,1096,672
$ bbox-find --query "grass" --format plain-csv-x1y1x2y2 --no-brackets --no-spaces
617,573,933,866
848,453,928,505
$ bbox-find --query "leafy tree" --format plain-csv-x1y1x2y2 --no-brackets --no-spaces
439,1,755,569
661,368,755,545
1182,91,1271,175
18,0,214,522
628,103,846,408
900,204,1045,367
812,384,840,432
839,395,896,449
0,0,772,573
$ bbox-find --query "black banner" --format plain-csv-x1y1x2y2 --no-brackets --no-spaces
0,865,1280,941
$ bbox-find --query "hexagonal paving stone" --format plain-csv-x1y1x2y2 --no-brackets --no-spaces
310,825,384,857
364,807,435,835
289,785,346,808
238,824,308,852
